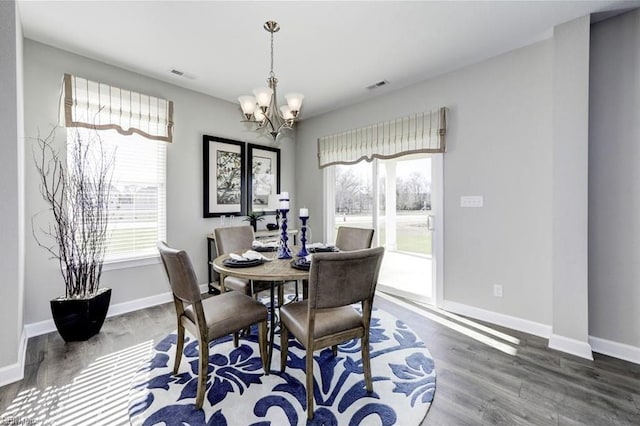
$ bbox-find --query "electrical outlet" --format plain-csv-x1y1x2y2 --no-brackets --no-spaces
493,284,503,297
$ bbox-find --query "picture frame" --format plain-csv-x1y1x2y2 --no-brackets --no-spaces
247,143,281,215
203,135,246,217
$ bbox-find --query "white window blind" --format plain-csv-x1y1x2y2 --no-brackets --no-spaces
61,74,171,263
317,108,447,169
68,128,167,262
62,73,174,142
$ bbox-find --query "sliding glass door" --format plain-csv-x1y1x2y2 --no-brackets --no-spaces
377,155,434,303
327,154,441,305
334,160,374,232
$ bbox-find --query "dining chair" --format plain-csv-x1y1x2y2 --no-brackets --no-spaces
157,241,269,409
300,225,376,300
213,226,272,297
335,226,375,251
279,246,385,420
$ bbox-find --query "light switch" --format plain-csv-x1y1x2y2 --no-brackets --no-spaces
460,195,483,207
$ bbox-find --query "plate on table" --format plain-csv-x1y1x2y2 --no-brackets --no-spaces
223,258,263,268
308,246,338,253
253,246,277,252
252,240,279,252
290,258,311,271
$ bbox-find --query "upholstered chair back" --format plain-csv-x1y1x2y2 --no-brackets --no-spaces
214,225,255,255
307,247,384,310
335,226,374,251
157,241,202,304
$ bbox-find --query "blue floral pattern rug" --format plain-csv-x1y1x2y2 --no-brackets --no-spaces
128,307,435,425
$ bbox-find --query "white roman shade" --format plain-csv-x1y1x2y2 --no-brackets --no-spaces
62,73,174,143
317,107,447,168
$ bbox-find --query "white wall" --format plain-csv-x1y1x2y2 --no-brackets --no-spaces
296,40,554,326
589,9,640,349
22,40,296,324
0,0,25,373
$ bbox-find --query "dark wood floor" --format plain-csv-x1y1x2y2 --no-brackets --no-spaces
1,291,639,425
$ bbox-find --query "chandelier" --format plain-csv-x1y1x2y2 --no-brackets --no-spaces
238,21,304,141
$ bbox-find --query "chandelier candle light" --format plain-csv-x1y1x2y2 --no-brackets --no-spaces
297,208,309,258
277,192,292,259
238,21,304,141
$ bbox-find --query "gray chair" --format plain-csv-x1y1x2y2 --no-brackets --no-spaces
214,226,272,296
279,247,385,420
157,241,268,409
335,226,375,251
300,226,375,300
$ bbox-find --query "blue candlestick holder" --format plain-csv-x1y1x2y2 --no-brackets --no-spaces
277,209,292,259
297,216,309,257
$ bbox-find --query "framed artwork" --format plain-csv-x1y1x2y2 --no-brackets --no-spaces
247,143,281,214
203,135,246,217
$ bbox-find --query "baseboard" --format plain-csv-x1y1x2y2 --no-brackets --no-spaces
25,283,209,339
411,299,639,364
441,300,553,339
548,334,594,360
24,317,57,338
11,284,209,388
105,289,173,318
432,300,596,361
23,290,173,339
0,329,28,387
589,336,640,365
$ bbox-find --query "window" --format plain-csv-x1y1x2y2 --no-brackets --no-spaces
68,128,166,263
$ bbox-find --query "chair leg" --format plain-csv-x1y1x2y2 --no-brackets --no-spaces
277,282,285,307
196,337,209,409
173,324,185,374
361,335,373,392
233,332,239,347
280,325,289,373
306,347,314,420
258,320,269,375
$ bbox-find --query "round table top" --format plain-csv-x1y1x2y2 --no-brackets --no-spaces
212,250,310,281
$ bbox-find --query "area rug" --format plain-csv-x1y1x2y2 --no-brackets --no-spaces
128,307,435,425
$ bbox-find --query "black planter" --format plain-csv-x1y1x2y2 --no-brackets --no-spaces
50,288,111,342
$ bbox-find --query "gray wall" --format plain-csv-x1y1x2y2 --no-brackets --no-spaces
297,12,640,356
550,16,591,356
22,40,296,324
8,7,640,367
296,40,554,326
0,0,24,370
589,9,640,349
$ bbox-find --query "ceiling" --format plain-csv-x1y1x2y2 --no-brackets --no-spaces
17,0,640,119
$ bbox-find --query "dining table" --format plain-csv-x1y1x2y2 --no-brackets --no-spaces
206,229,299,293
212,248,310,370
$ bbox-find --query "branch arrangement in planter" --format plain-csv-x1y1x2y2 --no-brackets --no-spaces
32,127,115,341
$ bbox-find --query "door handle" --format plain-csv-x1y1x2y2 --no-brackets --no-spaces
427,215,434,231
